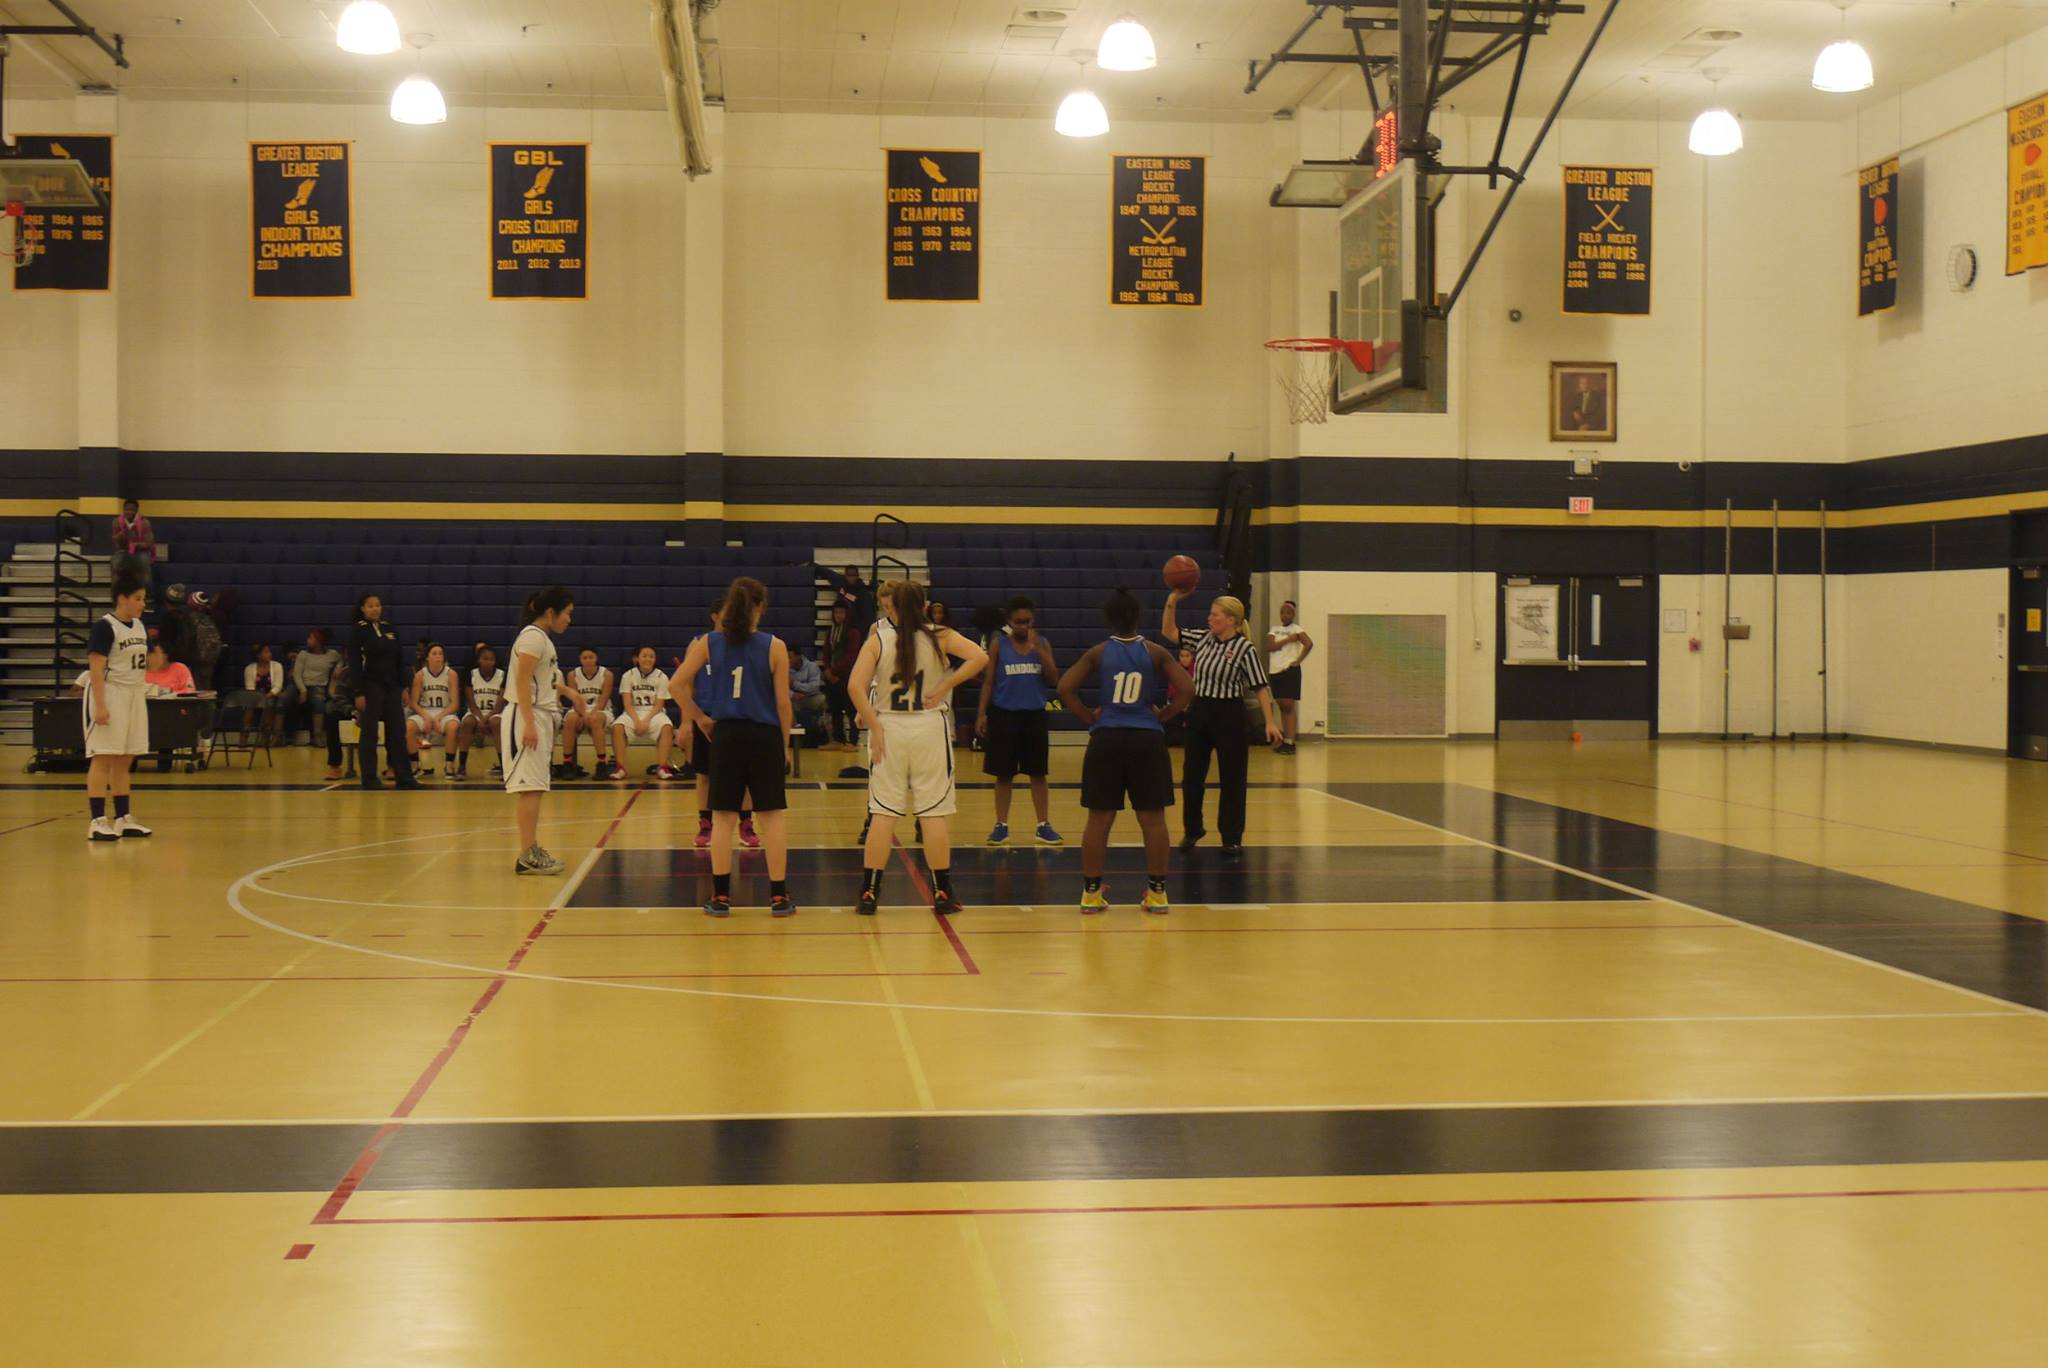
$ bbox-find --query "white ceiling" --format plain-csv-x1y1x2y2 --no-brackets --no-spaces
2,0,2045,123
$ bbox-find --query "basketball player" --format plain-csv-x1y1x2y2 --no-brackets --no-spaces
506,587,579,875
609,644,679,780
1058,588,1194,913
562,647,615,778
675,607,757,848
1265,600,1313,755
672,578,795,918
849,580,988,916
975,595,1062,845
84,567,154,842
405,642,462,778
460,642,506,780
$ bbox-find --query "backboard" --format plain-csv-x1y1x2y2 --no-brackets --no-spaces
0,158,101,208
1335,161,1417,409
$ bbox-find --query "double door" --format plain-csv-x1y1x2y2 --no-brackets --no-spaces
1498,573,1656,736
2010,564,2048,759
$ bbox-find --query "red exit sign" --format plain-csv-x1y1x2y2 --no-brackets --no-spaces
1568,496,1595,515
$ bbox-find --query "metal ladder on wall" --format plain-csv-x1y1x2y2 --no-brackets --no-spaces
810,514,927,644
0,512,105,744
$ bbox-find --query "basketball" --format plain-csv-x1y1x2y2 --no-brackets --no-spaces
1163,555,1201,593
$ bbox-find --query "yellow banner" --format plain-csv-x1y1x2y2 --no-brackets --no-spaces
2007,94,2048,275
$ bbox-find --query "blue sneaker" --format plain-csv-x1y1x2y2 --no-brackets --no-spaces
1035,822,1064,845
703,895,731,919
770,894,796,918
985,821,1009,846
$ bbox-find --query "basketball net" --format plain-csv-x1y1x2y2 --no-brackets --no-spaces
1264,338,1374,425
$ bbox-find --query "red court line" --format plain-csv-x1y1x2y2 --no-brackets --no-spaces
0,970,975,984
284,1243,315,1260
310,789,641,1230
0,816,64,839
319,1180,2048,1227
890,837,978,974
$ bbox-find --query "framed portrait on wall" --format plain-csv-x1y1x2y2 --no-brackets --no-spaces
1550,361,1617,442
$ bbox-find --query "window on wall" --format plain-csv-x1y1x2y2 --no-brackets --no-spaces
1326,614,1447,737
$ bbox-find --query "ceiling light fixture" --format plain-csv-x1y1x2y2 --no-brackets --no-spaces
1055,54,1109,137
390,35,446,125
1688,71,1741,156
1812,1,1872,94
1097,16,1156,72
336,1,402,56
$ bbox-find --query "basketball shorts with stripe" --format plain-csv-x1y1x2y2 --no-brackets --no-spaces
501,706,558,794
868,710,957,818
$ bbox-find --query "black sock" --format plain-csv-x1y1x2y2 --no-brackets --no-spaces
90,797,106,820
932,869,953,894
699,809,711,823
114,795,130,820
742,810,754,822
1148,875,1167,893
712,872,731,898
862,868,885,897
1085,876,1103,893
771,879,788,898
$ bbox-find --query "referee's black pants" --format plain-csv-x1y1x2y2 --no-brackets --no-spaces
357,681,411,784
1181,698,1250,844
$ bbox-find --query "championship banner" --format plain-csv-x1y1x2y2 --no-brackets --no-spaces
1858,156,1899,316
10,134,112,292
2008,93,2048,276
886,149,979,301
1562,165,1652,315
250,141,352,299
1111,155,1203,307
490,143,588,300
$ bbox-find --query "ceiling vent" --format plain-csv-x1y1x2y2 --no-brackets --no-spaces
1002,24,1064,53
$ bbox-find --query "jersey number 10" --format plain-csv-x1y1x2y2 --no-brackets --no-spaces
1109,672,1144,705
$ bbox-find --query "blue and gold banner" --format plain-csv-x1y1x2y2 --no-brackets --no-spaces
1562,165,1651,315
1111,155,1203,307
10,134,112,292
490,143,588,300
886,149,979,302
1858,156,1899,316
250,141,352,299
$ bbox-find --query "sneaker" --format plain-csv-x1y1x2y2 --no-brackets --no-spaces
115,815,153,839
1079,886,1108,915
87,816,120,843
395,777,423,791
514,845,565,876
703,894,732,919
1035,822,1064,846
1221,844,1244,860
1177,830,1206,851
985,821,1009,846
694,820,713,849
1141,887,1171,916
488,763,503,779
655,764,680,781
932,890,962,916
738,818,760,849
1277,743,1297,756
323,767,344,781
449,766,467,783
607,763,628,782
857,890,878,917
770,894,797,918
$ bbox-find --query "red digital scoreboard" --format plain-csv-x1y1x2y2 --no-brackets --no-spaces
1373,108,1399,179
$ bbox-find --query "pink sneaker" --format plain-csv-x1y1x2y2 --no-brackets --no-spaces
738,817,761,849
694,820,712,849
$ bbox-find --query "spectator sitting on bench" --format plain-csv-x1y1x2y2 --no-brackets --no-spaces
242,643,286,743
789,641,827,744
146,640,195,696
292,628,342,746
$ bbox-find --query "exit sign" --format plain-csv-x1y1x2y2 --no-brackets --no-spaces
1568,496,1595,515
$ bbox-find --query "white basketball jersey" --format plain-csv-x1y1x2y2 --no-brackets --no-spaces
470,668,505,714
572,666,609,708
871,621,948,713
621,666,668,711
416,666,455,713
513,625,562,716
93,613,149,689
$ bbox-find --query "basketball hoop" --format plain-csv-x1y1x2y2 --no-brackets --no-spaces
1264,337,1375,424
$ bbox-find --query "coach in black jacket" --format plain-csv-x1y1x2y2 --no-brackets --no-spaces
349,593,419,790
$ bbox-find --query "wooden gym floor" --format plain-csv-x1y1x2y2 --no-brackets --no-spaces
5,737,2048,1365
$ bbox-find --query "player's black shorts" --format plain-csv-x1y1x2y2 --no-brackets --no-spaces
691,716,714,771
1270,665,1302,701
1080,726,1174,812
981,706,1050,779
709,719,786,812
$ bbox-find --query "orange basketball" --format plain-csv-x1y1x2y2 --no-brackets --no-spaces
1163,555,1201,593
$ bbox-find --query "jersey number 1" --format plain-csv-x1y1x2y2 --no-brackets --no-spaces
730,666,744,698
1110,671,1144,705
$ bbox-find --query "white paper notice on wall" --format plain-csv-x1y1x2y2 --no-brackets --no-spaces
1662,608,1687,634
1997,613,2007,662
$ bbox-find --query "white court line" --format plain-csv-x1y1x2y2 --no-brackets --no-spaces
225,823,2024,1028
1320,789,2048,1021
15,1088,2048,1128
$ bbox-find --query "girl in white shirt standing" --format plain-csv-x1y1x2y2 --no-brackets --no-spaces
1264,600,1314,757
507,587,583,875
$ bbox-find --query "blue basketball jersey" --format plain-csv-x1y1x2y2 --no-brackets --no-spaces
706,632,779,725
692,634,715,709
1094,636,1162,732
990,634,1050,712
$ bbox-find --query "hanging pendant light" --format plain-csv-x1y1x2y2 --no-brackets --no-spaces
1689,70,1742,156
1812,1,1873,93
1055,54,1109,138
1097,16,1157,72
336,1,402,56
390,34,446,125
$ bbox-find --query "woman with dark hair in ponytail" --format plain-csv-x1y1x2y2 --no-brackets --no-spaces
505,586,580,875
848,579,988,916
348,592,418,790
672,576,797,918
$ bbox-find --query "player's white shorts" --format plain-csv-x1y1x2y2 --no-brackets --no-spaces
409,711,460,737
572,708,614,731
616,711,673,741
501,706,558,794
84,685,149,757
463,710,502,738
867,710,956,818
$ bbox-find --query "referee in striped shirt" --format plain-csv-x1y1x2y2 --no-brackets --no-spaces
1162,589,1283,857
